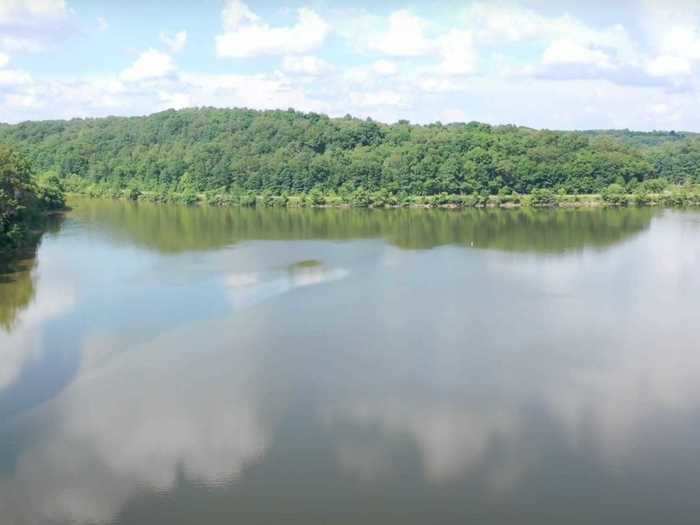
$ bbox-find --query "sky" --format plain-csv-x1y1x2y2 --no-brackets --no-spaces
1,0,700,130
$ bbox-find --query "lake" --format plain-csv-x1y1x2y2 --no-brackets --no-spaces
2,199,700,524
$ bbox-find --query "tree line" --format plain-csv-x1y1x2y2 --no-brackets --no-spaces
0,107,699,207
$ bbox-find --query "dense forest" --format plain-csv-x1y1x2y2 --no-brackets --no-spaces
1,107,700,207
0,145,65,253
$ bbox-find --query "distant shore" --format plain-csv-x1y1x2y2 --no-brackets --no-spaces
67,189,700,210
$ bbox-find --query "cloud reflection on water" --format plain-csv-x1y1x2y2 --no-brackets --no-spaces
0,317,269,525
2,211,700,524
0,280,75,392
323,213,700,494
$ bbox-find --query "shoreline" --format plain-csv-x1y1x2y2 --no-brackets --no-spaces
0,208,68,264
66,191,700,210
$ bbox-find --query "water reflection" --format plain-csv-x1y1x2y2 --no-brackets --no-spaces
0,318,269,525
0,276,75,392
227,260,349,310
1,215,73,395
69,198,657,254
0,259,37,332
0,213,66,331
1,204,700,524
317,212,700,503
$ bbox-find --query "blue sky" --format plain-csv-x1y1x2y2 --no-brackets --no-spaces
1,0,700,130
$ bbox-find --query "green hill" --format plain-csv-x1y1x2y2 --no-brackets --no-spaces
1,107,699,199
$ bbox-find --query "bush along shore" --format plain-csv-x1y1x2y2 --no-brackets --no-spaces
0,146,66,258
67,183,700,209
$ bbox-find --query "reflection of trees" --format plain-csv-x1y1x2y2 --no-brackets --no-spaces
1,213,71,394
0,259,37,331
388,207,657,253
70,198,656,254
0,214,64,331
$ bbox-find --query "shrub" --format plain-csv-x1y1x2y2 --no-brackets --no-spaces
602,183,628,206
529,188,558,207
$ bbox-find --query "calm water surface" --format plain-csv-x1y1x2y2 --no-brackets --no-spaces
2,199,700,524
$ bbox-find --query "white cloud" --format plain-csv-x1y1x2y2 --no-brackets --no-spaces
281,55,333,76
640,5,700,79
0,68,331,124
4,92,42,109
650,103,671,115
158,90,192,110
0,35,44,54
97,16,109,32
360,11,479,77
415,76,462,93
372,60,399,76
0,52,8,67
646,55,692,77
463,3,638,70
659,27,700,60
542,39,613,68
33,77,127,114
121,49,176,82
436,30,478,75
2,61,699,132
222,0,260,30
464,2,548,43
349,90,406,107
343,67,371,84
216,1,330,58
0,0,67,23
465,3,622,47
0,68,31,86
178,72,327,114
360,11,478,76
0,0,70,56
160,31,187,54
5,3,700,131
368,10,433,56
440,108,467,123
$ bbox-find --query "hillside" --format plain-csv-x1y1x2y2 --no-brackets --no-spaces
1,108,699,198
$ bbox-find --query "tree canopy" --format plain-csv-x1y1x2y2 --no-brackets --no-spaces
0,145,65,252
2,108,698,201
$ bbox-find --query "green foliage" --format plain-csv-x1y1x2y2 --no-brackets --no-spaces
2,108,700,210
126,187,142,201
632,192,653,206
239,192,257,207
351,187,370,208
177,190,198,206
529,188,558,208
639,178,668,193
308,187,326,206
0,145,65,252
602,183,629,206
35,171,66,210
0,107,678,200
578,129,697,147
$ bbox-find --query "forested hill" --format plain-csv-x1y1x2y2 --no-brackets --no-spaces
1,107,699,197
577,129,699,147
